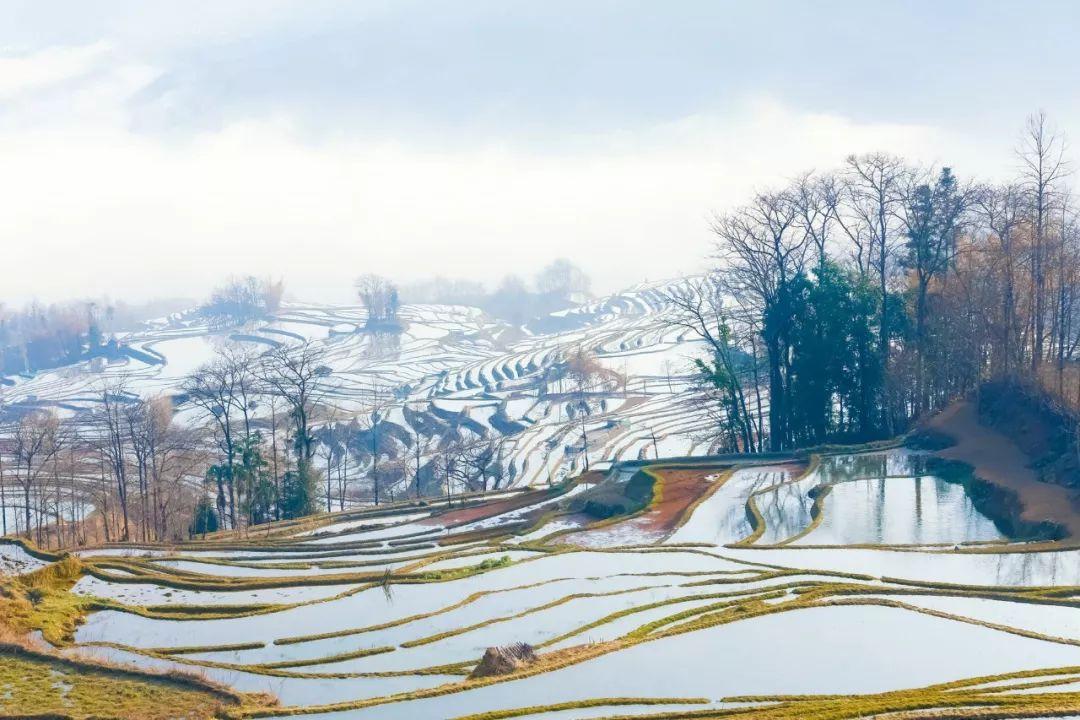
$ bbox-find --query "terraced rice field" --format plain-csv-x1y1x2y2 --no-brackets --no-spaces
6,447,1080,719
2,280,721,495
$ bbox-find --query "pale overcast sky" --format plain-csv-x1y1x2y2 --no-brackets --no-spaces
1,1,1078,305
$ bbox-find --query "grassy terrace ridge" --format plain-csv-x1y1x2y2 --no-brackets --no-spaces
0,629,276,719
0,644,268,720
772,482,831,547
194,486,534,541
1,556,90,644
70,572,1080,689
448,697,714,720
72,562,1079,685
440,667,1080,720
0,485,624,643
78,548,519,592
272,576,573,645
229,575,1080,718
59,485,537,555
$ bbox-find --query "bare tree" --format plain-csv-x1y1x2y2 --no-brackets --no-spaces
316,408,344,513
122,395,195,541
457,437,505,493
1052,194,1080,391
98,384,133,540
408,404,437,500
838,153,911,432
183,346,265,529
972,182,1028,376
10,410,61,542
266,392,286,520
1018,111,1069,370
124,399,153,542
562,347,620,470
711,188,809,449
433,432,466,507
353,379,393,505
667,277,756,451
259,342,331,500
793,171,842,269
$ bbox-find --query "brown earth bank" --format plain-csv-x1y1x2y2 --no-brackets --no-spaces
924,400,1080,539
979,379,1080,493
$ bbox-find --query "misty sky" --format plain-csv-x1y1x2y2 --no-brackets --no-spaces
2,1,1080,306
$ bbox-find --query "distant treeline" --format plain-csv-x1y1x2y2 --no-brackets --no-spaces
0,297,193,376
400,258,591,325
0,276,288,379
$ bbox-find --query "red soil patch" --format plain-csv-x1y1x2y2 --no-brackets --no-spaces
641,468,721,533
926,401,1080,538
563,466,729,547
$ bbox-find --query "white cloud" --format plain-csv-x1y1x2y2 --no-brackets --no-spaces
0,42,112,99
0,47,1005,307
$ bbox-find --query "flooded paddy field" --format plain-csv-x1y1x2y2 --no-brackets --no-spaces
1,283,721,494
7,447,1080,719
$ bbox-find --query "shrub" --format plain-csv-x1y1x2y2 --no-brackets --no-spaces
572,470,654,520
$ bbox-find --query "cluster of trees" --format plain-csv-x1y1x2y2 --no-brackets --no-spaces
0,276,283,381
423,432,509,500
182,343,330,533
355,274,402,331
200,276,284,327
103,337,521,539
0,410,72,545
0,340,332,546
0,303,100,375
678,113,1080,452
400,258,592,325
0,278,287,380
0,397,203,547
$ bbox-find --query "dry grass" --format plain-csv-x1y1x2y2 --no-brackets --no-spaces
0,556,90,644
0,629,274,720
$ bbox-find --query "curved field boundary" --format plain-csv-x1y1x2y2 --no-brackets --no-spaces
229,574,1080,717
771,482,832,547
729,456,819,548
